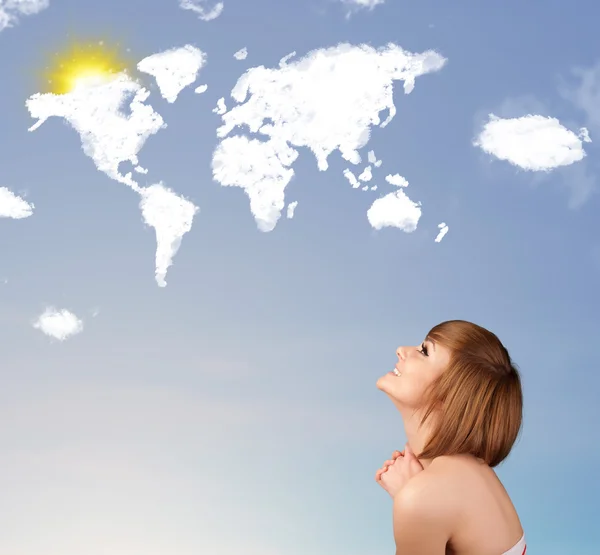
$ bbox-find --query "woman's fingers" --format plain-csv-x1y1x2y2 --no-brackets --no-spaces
376,451,405,482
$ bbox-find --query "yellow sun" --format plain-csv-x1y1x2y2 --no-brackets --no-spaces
43,39,134,94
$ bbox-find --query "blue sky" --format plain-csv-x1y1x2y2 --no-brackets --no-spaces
1,0,599,554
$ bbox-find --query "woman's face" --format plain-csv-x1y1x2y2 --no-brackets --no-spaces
376,337,451,410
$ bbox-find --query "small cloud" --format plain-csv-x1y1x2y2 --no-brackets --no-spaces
137,45,207,103
474,114,590,172
286,201,298,219
340,0,385,16
358,165,372,182
179,0,223,21
0,186,34,219
194,84,208,94
233,47,248,61
0,0,49,32
343,168,360,188
212,97,227,115
367,150,382,167
560,62,600,132
385,173,409,187
435,222,448,243
558,159,596,209
139,182,198,288
33,307,84,341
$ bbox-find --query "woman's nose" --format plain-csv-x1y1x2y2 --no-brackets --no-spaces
396,347,405,360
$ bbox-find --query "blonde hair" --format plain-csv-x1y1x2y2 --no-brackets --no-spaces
417,320,523,467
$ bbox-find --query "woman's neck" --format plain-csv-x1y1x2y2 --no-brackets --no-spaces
401,408,435,469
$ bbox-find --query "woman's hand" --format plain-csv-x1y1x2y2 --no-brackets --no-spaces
375,444,424,499
375,449,404,483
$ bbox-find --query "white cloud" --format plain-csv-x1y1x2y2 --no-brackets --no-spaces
343,168,359,188
179,0,223,21
212,135,297,232
212,97,227,115
194,84,208,94
286,200,298,219
33,307,83,341
435,222,448,243
27,72,198,286
0,186,34,218
358,165,372,182
212,43,446,232
560,62,600,131
139,183,198,287
233,47,248,61
367,149,382,167
27,73,166,192
0,0,49,32
474,114,591,172
367,187,421,232
385,173,408,187
137,45,206,103
340,0,385,14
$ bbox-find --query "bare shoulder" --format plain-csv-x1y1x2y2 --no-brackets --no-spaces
397,457,480,518
395,459,463,519
392,466,457,551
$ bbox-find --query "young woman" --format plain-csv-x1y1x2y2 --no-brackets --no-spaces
375,320,525,555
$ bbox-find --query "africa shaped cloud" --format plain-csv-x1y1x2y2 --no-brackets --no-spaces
26,73,166,192
474,114,591,172
212,43,446,232
213,135,298,232
139,183,198,287
0,186,34,218
33,307,83,341
179,0,223,21
137,44,206,103
0,0,49,32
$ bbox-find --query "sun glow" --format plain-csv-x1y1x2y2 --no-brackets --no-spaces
43,40,133,94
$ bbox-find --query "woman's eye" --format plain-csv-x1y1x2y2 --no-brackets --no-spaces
419,344,428,356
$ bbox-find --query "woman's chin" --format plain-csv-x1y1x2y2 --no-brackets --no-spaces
376,374,394,393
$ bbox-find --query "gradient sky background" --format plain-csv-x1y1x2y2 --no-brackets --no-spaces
1,0,599,554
